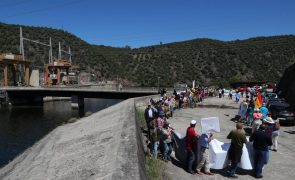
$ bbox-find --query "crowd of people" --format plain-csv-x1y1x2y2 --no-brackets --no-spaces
144,86,280,179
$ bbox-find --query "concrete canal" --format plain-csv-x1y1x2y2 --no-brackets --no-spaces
0,98,122,167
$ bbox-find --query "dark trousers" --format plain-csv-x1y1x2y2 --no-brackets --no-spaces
145,118,153,140
187,149,195,172
254,149,266,177
228,162,238,176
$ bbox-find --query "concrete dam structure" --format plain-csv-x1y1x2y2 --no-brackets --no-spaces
0,96,151,180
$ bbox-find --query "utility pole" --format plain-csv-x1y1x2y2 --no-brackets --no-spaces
58,42,62,60
69,47,72,64
49,37,52,63
19,27,25,83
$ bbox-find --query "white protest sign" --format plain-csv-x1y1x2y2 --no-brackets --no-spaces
201,117,220,133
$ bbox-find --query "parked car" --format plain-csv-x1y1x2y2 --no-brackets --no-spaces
264,92,278,103
236,87,249,92
268,100,295,125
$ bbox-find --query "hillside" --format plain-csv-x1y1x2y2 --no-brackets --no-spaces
1,23,295,87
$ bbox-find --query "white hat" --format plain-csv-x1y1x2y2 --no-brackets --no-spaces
264,117,274,124
190,120,197,125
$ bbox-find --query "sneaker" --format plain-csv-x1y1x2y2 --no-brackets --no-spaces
195,170,203,175
205,172,214,175
273,149,277,152
228,175,238,179
187,170,195,175
256,175,263,179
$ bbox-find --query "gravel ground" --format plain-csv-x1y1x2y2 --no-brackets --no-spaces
164,97,295,180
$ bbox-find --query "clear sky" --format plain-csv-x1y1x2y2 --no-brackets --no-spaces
0,0,294,48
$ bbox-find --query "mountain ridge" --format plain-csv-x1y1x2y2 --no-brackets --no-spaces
1,22,295,87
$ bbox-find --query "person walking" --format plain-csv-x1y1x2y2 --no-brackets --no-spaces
186,120,200,174
195,132,214,175
271,119,280,152
226,123,248,178
250,125,273,179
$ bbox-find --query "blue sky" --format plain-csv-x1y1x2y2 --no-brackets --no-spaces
0,0,294,48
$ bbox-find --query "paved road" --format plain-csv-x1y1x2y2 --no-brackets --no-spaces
164,97,295,180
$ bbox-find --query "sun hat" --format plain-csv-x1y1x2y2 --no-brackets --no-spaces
264,117,275,124
190,120,197,125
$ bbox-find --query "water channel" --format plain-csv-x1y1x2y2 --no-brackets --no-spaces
0,98,122,168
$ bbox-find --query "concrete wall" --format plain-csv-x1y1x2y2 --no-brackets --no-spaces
29,69,39,87
0,95,157,180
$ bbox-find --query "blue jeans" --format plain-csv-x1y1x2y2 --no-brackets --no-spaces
163,142,172,160
151,141,158,158
187,149,195,172
265,147,270,164
254,149,266,177
228,162,238,176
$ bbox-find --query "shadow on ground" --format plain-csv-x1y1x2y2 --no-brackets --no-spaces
284,130,295,134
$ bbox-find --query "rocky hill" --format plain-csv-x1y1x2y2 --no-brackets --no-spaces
1,23,295,87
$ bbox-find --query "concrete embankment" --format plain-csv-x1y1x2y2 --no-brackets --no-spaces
0,96,154,180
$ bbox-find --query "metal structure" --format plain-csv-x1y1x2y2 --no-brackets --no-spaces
0,53,31,86
18,27,74,86
20,27,53,63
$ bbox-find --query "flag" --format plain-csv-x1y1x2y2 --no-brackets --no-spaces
254,92,263,109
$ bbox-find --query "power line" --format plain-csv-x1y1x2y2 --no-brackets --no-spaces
0,0,89,19
0,0,35,7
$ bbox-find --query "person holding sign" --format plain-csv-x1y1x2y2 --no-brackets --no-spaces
195,132,214,175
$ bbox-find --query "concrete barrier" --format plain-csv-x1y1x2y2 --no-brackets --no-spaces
0,95,157,180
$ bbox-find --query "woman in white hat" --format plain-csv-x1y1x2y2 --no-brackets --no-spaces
263,117,275,165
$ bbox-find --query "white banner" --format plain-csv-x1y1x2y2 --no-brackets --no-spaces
201,117,220,133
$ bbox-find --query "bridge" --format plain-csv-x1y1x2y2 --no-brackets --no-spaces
0,86,159,108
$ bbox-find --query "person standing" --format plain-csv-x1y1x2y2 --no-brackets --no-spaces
252,109,263,134
195,132,214,175
144,102,156,141
250,125,273,178
186,120,200,174
161,123,173,161
238,100,248,122
218,89,222,98
149,118,159,158
260,103,269,119
235,92,241,103
226,123,248,178
264,117,275,165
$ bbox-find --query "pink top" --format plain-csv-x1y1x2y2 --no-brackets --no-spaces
157,117,165,129
253,112,263,119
